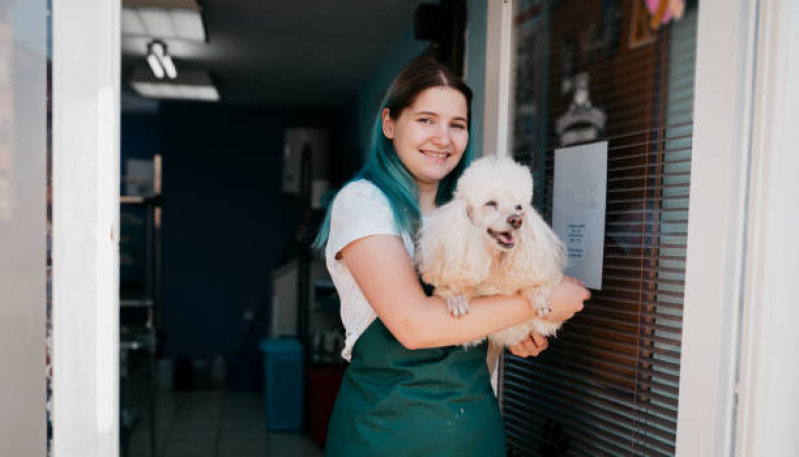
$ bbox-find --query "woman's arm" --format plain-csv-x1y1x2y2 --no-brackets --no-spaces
340,234,588,349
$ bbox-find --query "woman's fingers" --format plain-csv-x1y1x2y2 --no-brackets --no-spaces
509,338,532,357
530,332,548,348
509,333,549,358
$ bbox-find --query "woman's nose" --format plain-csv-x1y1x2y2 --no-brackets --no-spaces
431,125,451,147
507,214,522,229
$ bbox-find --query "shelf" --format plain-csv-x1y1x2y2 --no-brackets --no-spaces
121,299,155,308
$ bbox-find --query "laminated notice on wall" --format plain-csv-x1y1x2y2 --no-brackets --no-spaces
552,141,608,290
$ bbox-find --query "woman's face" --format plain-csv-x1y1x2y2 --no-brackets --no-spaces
382,86,469,190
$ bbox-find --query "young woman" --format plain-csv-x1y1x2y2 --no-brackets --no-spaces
314,58,589,456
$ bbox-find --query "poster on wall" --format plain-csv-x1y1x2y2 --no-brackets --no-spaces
552,141,608,290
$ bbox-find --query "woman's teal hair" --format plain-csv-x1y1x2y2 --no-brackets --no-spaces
312,57,475,252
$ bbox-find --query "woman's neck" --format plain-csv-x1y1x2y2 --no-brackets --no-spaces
417,182,438,216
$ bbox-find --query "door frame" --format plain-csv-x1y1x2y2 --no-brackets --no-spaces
52,0,121,455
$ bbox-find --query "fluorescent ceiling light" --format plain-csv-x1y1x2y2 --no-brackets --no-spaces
130,67,220,102
122,0,206,42
146,53,165,78
149,41,177,79
160,55,177,79
132,82,220,101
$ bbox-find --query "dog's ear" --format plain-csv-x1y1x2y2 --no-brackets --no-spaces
416,198,491,289
502,203,566,285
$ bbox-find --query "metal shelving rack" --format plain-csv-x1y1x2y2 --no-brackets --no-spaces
120,154,162,457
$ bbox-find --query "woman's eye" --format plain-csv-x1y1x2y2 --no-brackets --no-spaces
485,201,497,208
451,123,466,130
418,117,434,124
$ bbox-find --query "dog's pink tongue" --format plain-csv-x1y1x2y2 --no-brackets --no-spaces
499,232,514,244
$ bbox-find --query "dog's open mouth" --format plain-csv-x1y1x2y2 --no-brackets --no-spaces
487,228,515,249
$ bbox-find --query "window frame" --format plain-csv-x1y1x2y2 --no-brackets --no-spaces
481,0,762,455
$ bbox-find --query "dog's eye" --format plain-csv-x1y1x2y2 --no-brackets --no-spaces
485,201,497,208
515,205,522,211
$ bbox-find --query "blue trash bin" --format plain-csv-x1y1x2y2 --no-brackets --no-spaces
260,338,304,431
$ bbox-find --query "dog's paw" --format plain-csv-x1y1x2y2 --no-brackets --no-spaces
446,295,470,318
530,292,552,318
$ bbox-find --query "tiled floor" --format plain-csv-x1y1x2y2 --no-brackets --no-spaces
125,390,323,457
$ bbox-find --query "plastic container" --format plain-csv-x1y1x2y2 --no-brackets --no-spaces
260,338,304,431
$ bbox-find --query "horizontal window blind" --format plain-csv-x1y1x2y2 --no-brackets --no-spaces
502,1,697,456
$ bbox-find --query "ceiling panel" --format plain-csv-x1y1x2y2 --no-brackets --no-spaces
121,0,430,106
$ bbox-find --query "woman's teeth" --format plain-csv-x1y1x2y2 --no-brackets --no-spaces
421,150,449,159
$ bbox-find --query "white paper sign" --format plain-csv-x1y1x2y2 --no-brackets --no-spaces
552,141,608,290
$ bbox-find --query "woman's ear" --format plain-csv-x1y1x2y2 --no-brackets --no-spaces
381,108,395,139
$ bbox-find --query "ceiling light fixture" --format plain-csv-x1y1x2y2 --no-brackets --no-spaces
146,51,165,79
148,40,177,79
122,0,207,42
130,67,220,102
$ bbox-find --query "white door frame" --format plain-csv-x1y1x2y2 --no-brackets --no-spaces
675,0,760,455
731,0,799,455
482,0,514,158
52,0,121,456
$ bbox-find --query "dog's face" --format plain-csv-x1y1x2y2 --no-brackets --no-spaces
455,156,536,254
469,192,527,252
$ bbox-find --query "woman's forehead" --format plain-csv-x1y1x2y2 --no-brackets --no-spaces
408,87,468,118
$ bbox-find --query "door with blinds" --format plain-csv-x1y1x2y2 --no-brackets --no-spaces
501,1,697,455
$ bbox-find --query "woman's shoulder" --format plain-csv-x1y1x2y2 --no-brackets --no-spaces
336,179,391,208
327,179,400,256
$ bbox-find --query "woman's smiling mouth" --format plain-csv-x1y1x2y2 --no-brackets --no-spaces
420,149,450,160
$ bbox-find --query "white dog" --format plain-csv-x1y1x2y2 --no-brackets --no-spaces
416,156,566,359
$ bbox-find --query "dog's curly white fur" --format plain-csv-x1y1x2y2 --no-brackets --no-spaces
416,156,566,350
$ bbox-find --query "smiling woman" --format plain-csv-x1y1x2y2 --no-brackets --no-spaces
313,57,589,456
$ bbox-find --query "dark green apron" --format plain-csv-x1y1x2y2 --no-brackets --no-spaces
324,317,506,456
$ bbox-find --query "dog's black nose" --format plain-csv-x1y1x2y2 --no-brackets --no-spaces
508,214,522,229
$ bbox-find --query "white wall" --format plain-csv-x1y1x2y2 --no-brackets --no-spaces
0,1,48,455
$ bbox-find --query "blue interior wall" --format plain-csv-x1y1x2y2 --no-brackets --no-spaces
122,103,346,359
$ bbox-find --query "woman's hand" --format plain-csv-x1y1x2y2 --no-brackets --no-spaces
509,332,549,358
544,277,590,322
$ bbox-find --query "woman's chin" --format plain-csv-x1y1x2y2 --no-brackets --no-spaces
416,169,453,185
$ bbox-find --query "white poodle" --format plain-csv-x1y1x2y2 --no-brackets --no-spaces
416,156,567,357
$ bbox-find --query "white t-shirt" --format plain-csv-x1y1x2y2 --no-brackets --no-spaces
325,179,415,361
